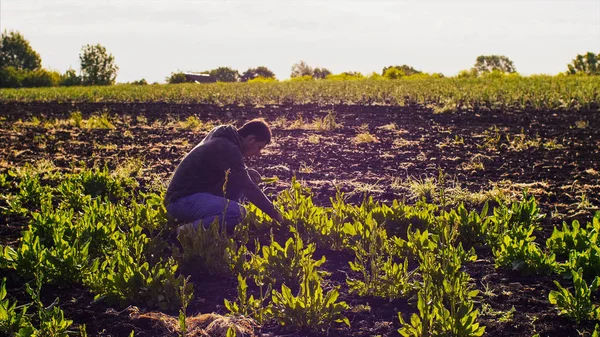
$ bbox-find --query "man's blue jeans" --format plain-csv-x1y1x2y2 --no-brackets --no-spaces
166,193,246,233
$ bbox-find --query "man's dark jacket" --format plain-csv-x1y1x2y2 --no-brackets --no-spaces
164,125,277,218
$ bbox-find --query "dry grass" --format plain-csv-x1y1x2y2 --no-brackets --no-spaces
393,137,417,148
391,175,523,206
575,119,589,129
352,124,378,144
130,308,258,337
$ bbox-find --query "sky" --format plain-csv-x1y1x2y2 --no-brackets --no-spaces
1,0,599,83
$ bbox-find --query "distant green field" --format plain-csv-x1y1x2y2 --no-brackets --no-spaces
1,76,598,112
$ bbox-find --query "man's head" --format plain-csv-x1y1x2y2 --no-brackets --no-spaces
237,119,272,158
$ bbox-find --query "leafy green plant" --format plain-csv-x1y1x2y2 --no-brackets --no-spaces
1,207,91,284
345,214,412,300
547,212,599,256
548,268,600,323
270,263,349,331
493,223,556,275
22,272,74,337
177,218,238,277
487,194,544,248
455,203,490,248
224,274,271,324
561,245,600,281
0,277,32,335
253,233,325,287
398,262,484,337
86,224,189,310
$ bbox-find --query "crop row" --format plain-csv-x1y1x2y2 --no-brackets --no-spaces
1,163,599,336
0,76,599,112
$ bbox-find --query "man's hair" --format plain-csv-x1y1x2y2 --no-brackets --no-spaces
238,119,272,144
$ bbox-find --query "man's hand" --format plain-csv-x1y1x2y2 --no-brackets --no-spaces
247,168,262,185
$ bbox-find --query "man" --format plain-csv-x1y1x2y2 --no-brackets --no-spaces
164,119,283,233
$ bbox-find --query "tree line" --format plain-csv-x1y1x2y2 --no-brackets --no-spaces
1,30,598,88
0,31,118,88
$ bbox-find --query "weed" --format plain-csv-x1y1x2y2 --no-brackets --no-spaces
353,124,378,144
575,120,589,129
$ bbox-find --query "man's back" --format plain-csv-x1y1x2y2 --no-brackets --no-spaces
164,125,244,205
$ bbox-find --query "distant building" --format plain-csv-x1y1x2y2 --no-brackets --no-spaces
184,73,217,83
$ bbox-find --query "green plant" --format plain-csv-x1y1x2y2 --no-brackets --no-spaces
548,268,600,323
177,218,238,277
561,245,600,281
270,263,349,331
486,194,544,248
179,115,204,130
493,223,556,275
1,207,91,284
455,203,490,248
86,112,115,129
0,277,32,335
86,224,189,310
69,111,83,127
253,233,325,287
24,272,74,337
345,214,412,300
398,266,484,337
547,212,599,256
224,274,271,324
178,276,193,337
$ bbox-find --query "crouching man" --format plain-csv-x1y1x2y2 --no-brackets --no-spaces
164,119,283,234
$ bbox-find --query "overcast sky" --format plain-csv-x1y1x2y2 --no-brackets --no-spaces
2,0,599,83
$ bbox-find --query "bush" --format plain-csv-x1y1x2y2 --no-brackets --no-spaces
325,72,365,81
166,72,189,84
131,78,148,85
247,76,277,83
383,67,405,79
0,67,60,88
288,75,314,82
22,68,60,87
0,66,25,88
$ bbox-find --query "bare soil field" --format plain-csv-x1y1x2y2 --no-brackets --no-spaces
1,102,599,336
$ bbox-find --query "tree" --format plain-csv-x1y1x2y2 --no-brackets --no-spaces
0,30,42,71
473,55,516,74
79,44,118,85
566,52,599,75
60,68,82,86
381,65,421,77
291,61,314,78
209,67,239,82
383,67,405,79
312,67,331,79
240,66,275,82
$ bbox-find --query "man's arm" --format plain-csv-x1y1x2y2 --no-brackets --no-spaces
222,148,282,222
